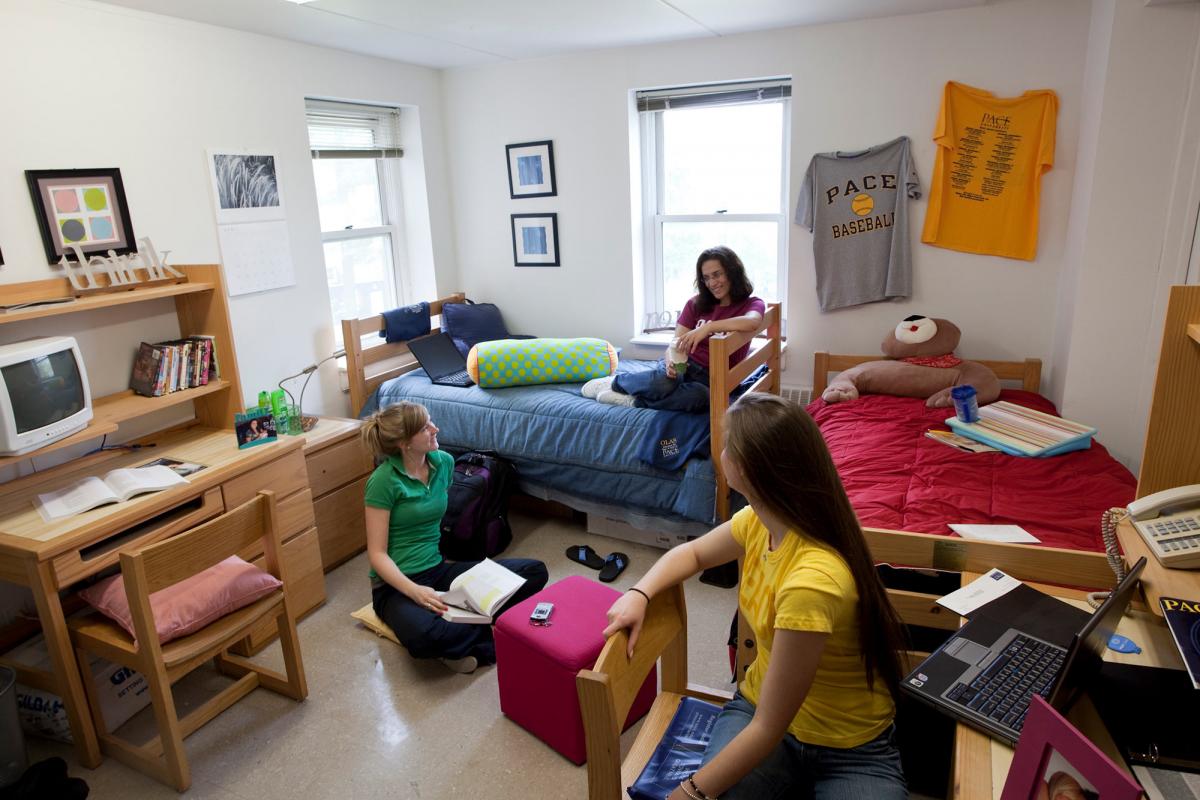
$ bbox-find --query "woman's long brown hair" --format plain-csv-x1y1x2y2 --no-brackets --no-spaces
725,393,907,698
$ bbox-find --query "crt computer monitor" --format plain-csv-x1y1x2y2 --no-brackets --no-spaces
0,336,93,456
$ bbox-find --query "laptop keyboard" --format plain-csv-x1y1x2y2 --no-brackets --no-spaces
439,370,472,386
943,634,1066,733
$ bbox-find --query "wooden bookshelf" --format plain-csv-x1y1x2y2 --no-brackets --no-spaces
0,265,244,466
0,280,216,325
0,380,235,469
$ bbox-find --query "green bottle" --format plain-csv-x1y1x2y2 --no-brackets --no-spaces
258,391,270,408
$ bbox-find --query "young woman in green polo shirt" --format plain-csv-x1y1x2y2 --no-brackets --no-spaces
362,401,548,674
603,394,907,799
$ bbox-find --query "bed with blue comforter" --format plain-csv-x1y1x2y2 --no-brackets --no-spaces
360,360,721,529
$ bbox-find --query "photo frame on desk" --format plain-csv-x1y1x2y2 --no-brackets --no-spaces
511,213,560,267
235,408,277,449
505,140,556,199
25,168,137,263
1001,696,1142,800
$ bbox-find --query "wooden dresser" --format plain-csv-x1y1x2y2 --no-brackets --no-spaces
298,417,374,572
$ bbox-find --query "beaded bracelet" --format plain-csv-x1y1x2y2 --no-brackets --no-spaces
679,780,703,800
687,776,715,800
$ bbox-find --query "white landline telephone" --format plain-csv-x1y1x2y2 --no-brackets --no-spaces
1122,485,1200,569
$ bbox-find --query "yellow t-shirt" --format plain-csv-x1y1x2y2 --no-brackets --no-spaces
732,506,894,749
921,81,1058,260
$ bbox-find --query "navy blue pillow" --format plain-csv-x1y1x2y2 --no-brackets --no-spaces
441,302,511,357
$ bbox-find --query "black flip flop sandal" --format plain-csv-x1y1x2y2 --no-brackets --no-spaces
599,552,629,583
565,544,605,570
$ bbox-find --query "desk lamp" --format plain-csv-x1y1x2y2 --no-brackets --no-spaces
278,348,346,432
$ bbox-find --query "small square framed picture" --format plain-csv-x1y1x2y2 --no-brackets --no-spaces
25,168,137,263
511,213,560,267
506,140,556,199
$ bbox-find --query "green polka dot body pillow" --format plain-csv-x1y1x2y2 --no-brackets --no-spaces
466,338,618,388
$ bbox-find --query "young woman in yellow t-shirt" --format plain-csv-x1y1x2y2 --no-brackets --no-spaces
604,393,908,799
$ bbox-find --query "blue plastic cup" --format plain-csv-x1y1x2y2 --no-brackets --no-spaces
951,385,979,423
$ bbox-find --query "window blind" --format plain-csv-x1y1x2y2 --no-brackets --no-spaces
636,79,791,113
305,99,403,159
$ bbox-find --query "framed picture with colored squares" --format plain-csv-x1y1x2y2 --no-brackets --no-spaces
25,168,137,263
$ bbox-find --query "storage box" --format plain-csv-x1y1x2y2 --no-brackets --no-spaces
495,576,656,763
7,635,149,742
586,514,692,550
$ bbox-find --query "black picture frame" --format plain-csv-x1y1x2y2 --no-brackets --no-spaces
25,168,137,264
505,140,557,199
511,213,560,267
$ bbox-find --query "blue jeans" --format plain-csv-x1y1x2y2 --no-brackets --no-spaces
699,693,906,800
371,558,548,664
611,360,711,412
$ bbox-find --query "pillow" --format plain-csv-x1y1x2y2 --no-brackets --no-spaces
79,556,282,645
351,603,400,645
467,337,618,388
441,302,512,357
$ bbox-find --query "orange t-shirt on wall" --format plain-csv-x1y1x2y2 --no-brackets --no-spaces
921,81,1058,261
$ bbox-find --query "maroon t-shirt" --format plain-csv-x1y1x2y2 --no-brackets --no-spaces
676,295,766,369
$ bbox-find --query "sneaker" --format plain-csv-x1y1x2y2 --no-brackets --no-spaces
581,376,614,399
439,655,479,674
597,389,637,407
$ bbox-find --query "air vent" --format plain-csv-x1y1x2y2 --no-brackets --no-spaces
781,386,812,405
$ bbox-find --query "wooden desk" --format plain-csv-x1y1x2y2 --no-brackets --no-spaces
0,426,323,767
950,573,1189,799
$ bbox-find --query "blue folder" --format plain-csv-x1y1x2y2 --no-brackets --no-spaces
628,697,722,800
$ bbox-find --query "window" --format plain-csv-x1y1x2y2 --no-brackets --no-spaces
306,100,406,346
636,80,790,331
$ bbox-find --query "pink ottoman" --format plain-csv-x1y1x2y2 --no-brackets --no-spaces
495,575,657,764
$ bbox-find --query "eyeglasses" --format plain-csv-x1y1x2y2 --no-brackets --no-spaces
702,271,726,285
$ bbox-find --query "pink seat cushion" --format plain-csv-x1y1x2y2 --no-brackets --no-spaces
80,556,282,645
495,575,656,764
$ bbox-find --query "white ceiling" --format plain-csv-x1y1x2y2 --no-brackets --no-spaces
91,0,988,69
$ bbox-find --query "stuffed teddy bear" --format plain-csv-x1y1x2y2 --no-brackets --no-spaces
821,315,1001,407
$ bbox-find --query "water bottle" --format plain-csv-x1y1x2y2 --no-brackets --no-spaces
666,341,687,381
951,385,979,423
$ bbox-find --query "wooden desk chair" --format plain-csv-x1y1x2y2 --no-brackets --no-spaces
576,584,733,800
68,491,308,791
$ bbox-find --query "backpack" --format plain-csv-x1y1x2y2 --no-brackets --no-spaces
439,451,516,561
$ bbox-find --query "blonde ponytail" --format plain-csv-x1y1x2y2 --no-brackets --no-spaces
360,401,430,459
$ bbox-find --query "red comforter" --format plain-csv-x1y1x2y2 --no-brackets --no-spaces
807,390,1137,552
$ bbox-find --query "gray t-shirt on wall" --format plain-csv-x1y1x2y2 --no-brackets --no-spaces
796,136,921,311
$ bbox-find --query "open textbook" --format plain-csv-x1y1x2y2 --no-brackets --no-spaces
437,558,526,624
35,465,188,522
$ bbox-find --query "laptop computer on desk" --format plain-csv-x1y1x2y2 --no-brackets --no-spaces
901,557,1147,745
407,332,474,387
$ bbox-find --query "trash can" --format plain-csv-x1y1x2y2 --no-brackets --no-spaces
0,666,27,788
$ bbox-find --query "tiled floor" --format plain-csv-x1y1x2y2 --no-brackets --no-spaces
24,511,741,799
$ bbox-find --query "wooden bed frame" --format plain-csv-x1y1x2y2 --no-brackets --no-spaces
803,353,1114,621
341,295,787,523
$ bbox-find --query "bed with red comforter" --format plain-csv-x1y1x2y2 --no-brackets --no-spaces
807,389,1137,552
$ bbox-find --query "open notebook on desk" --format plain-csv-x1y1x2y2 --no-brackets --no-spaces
34,465,187,522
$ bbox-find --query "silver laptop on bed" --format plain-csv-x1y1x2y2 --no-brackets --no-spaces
901,556,1145,745
407,332,474,387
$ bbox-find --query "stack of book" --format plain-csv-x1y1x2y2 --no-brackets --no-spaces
129,336,220,397
946,400,1096,457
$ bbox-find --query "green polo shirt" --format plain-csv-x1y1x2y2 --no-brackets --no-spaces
364,448,453,579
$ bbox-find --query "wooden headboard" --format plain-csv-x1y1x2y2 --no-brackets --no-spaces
811,352,1043,396
342,293,465,414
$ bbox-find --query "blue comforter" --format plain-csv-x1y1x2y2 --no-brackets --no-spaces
360,360,718,524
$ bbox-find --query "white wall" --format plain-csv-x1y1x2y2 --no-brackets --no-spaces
0,0,457,428
443,0,1091,394
1055,0,1200,471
